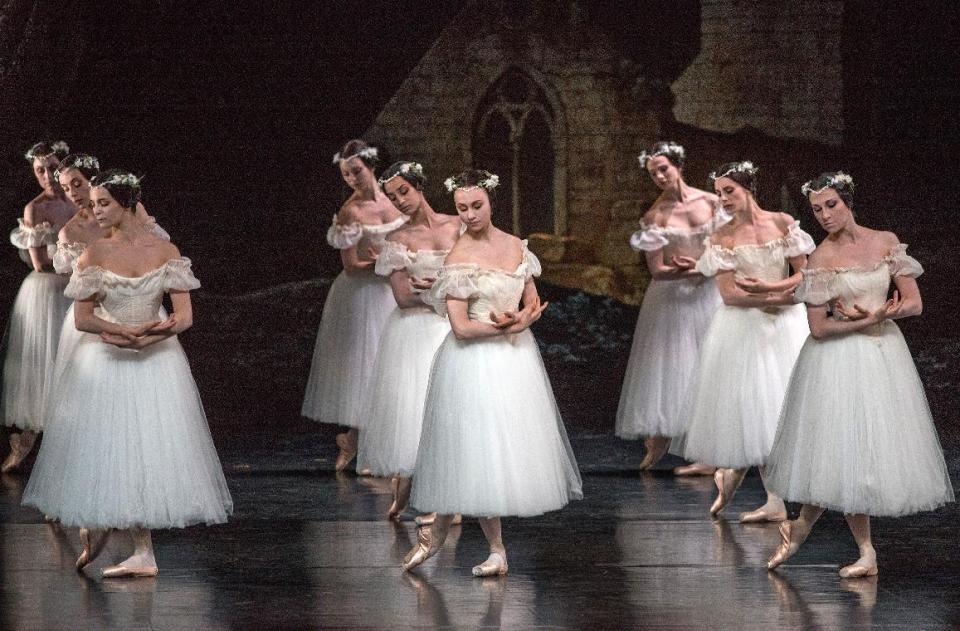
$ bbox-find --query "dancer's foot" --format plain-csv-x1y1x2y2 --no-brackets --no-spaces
415,512,462,527
76,528,110,570
402,524,445,572
2,431,36,473
709,469,744,516
334,432,357,472
388,477,412,521
638,436,670,471
839,550,878,578
472,552,508,577
102,551,158,578
766,521,804,570
673,463,716,476
740,498,787,524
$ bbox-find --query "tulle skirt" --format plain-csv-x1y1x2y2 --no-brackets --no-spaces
765,322,954,516
615,278,721,440
682,304,809,468
301,271,395,428
1,271,70,431
357,306,450,477
22,332,233,529
410,330,583,517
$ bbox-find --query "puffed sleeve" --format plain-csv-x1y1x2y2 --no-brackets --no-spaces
64,265,103,300
326,220,363,250
10,219,57,249
695,238,738,277
782,221,816,257
374,240,410,277
52,242,85,274
885,243,924,278
162,257,201,292
629,223,669,252
421,264,481,316
793,269,836,306
520,240,542,280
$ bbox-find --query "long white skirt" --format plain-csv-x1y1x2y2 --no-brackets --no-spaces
765,322,954,516
615,278,721,440
682,304,809,468
22,333,233,529
1,271,70,431
301,271,395,428
410,330,583,517
357,306,449,477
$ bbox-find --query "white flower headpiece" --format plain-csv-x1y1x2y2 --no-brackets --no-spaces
709,161,758,182
801,172,854,196
378,161,424,187
55,155,100,179
638,141,685,168
24,140,70,161
95,172,143,189
332,146,378,164
444,171,500,193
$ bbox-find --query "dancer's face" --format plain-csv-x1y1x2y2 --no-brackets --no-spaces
57,168,92,210
646,156,681,191
90,187,128,228
339,156,374,192
808,188,852,234
714,177,750,214
32,155,62,195
453,187,491,234
383,177,423,216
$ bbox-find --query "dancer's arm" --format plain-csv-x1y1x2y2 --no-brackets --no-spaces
716,271,795,307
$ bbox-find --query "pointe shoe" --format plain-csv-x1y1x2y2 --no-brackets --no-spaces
709,469,739,516
838,561,878,578
673,463,717,476
2,434,26,473
102,564,159,578
766,521,799,570
739,506,787,524
77,529,111,571
334,433,357,472
415,513,463,527
402,525,443,572
638,439,669,471
472,552,508,577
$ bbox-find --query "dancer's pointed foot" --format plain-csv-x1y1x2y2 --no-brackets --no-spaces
709,469,743,516
388,477,412,521
472,552,508,577
402,524,444,572
77,529,112,571
2,432,33,473
102,552,158,578
740,499,787,524
638,436,670,471
839,551,878,578
673,463,716,476
415,512,462,527
767,521,802,570
334,432,357,472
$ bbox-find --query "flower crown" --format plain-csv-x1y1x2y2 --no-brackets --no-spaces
54,155,100,179
444,171,500,193
95,172,143,189
708,161,758,182
801,172,854,196
24,140,69,161
332,146,378,164
378,161,424,187
638,142,685,168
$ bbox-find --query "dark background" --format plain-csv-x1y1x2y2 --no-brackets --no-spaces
1,1,958,436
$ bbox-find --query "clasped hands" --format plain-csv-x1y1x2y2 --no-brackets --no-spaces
100,318,178,350
833,290,903,323
488,296,549,333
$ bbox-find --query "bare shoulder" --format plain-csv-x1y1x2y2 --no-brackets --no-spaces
641,205,662,226
875,229,900,249
443,237,476,264
806,241,834,268
688,187,719,205
773,212,797,232
23,198,40,223
78,238,112,268
156,239,182,261
336,198,361,224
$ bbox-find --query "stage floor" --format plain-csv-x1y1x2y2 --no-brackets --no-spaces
1,430,958,630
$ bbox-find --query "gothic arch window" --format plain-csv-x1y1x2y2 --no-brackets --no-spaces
472,68,565,236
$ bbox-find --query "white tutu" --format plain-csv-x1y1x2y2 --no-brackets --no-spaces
357,306,450,477
615,278,721,439
22,259,232,529
1,271,71,431
681,304,809,468
301,271,395,428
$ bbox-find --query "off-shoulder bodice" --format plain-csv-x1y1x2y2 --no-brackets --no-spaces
53,241,86,274
66,257,200,326
696,221,815,282
794,244,922,314
630,206,732,260
424,241,541,324
11,218,59,265
326,216,408,250
375,240,448,282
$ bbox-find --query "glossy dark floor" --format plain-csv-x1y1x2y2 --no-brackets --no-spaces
1,429,958,630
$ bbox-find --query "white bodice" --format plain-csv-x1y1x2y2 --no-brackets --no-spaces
65,257,200,326
630,207,732,260
374,240,448,282
696,222,815,282
424,241,541,324
326,216,408,250
795,244,922,315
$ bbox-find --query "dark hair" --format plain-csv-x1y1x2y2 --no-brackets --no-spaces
90,169,142,211
379,161,427,190
447,168,498,207
55,154,100,181
640,141,685,170
710,161,758,196
337,139,379,169
24,140,69,162
802,171,854,208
